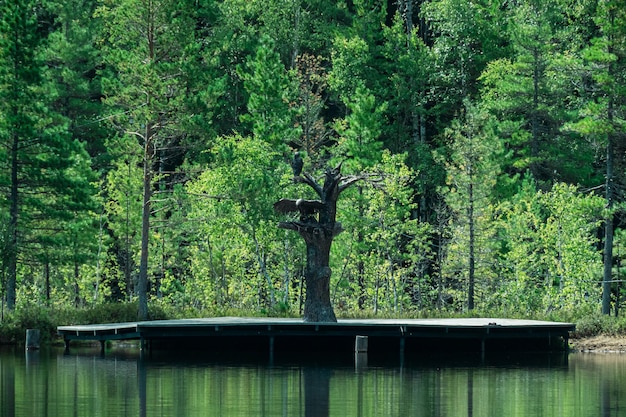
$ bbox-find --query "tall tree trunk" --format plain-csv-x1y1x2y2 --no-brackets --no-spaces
602,131,614,315
467,181,475,311
303,238,336,322
7,129,18,311
137,126,153,321
603,12,616,315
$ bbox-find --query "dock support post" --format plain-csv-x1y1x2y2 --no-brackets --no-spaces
354,336,368,369
399,337,405,365
355,335,368,353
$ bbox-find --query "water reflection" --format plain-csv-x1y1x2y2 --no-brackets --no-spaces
0,346,625,417
1,350,15,417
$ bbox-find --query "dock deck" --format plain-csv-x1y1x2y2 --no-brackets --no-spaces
58,317,575,354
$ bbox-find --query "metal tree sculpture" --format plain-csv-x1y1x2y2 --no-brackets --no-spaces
274,162,364,322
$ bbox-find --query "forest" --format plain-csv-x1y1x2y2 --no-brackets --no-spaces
1,0,625,327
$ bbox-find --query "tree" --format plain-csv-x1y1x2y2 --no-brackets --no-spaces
102,136,144,301
237,35,299,147
45,0,110,165
423,0,509,121
437,101,504,311
479,0,597,186
0,0,95,310
291,53,333,170
275,162,370,322
334,151,431,313
97,0,196,319
494,179,604,313
566,0,626,314
332,85,386,309
380,11,432,154
186,134,290,311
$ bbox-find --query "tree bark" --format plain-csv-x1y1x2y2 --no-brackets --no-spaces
303,240,336,322
137,125,153,321
602,130,614,315
6,129,18,311
602,9,616,315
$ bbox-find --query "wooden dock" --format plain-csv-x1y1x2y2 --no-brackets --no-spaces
57,317,575,355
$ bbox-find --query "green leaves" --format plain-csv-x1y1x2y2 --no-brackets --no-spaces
494,180,604,313
185,134,292,310
237,35,299,148
333,85,386,171
0,0,98,309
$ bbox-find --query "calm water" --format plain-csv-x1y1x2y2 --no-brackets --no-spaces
1,346,625,417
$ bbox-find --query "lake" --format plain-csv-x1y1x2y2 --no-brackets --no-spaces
1,346,625,416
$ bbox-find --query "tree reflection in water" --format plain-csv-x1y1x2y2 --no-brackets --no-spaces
0,348,626,416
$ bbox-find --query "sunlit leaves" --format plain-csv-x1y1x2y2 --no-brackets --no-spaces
494,180,604,313
185,134,295,310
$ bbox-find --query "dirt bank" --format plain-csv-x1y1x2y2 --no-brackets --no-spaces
570,335,626,353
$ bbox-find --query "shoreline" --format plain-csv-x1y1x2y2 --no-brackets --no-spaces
570,335,626,353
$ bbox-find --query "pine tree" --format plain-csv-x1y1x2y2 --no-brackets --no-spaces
237,35,299,147
97,0,196,319
0,0,96,310
566,0,626,314
438,101,504,311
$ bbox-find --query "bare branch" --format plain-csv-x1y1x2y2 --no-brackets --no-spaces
338,175,366,193
295,171,323,197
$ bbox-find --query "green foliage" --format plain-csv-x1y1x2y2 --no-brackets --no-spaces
436,101,504,310
185,134,295,312
574,313,626,337
333,85,386,170
238,35,300,147
493,179,604,313
0,305,57,345
2,0,626,326
333,151,431,314
479,0,598,185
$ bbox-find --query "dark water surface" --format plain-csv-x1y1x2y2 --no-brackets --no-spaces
1,346,625,416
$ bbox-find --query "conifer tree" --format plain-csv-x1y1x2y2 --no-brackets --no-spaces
0,0,95,310
566,0,626,314
97,0,196,319
438,102,503,310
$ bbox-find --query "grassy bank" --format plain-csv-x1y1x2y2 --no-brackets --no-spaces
2,304,625,346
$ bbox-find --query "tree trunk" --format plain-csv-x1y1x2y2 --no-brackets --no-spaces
602,11,616,315
468,181,475,311
303,237,336,322
137,128,153,321
602,130,614,315
6,129,18,311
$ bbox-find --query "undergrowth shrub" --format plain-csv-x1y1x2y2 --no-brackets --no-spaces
0,305,57,344
0,302,170,345
573,314,626,338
